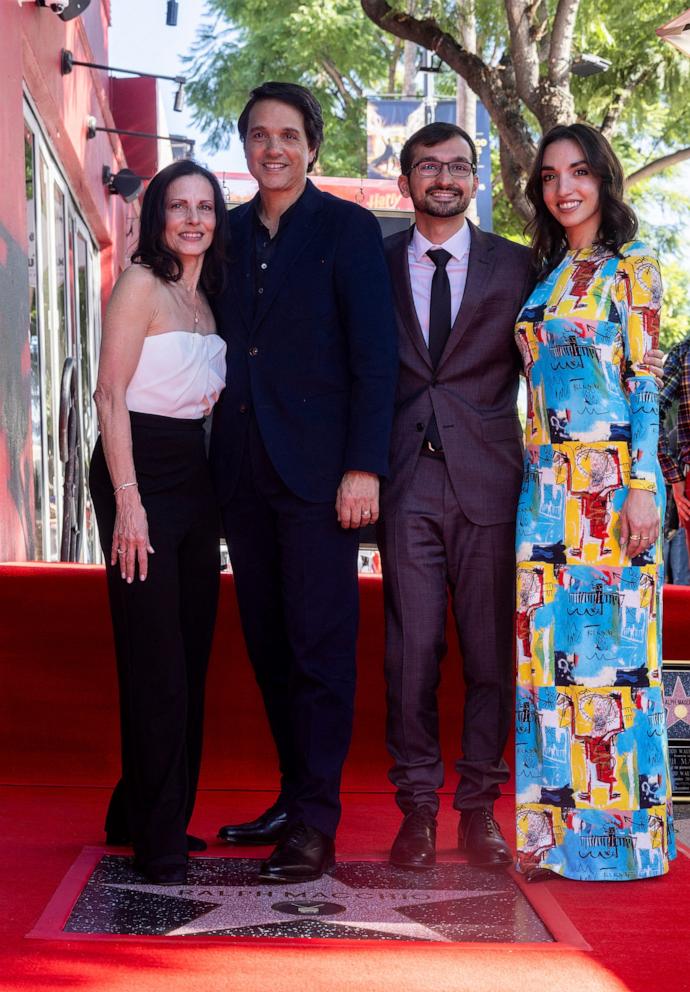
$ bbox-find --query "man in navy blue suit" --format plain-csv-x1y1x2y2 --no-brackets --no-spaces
210,82,398,881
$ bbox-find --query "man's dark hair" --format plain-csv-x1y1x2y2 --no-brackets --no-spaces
237,81,324,173
525,122,638,276
400,122,478,176
131,159,227,295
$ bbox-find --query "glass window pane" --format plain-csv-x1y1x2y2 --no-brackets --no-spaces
54,184,69,369
77,233,99,560
24,125,43,559
39,152,58,559
24,102,102,563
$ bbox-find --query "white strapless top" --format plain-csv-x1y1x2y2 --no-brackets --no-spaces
126,331,227,419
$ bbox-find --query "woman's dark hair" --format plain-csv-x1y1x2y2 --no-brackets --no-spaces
131,159,227,295
525,123,638,276
400,122,477,176
237,81,324,172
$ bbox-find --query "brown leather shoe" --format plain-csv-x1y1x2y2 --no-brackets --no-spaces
389,808,437,870
458,808,512,868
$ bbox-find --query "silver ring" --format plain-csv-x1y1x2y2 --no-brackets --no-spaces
362,510,371,517
629,534,641,540
116,548,126,555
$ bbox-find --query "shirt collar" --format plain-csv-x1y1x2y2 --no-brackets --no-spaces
411,221,471,263
253,185,307,237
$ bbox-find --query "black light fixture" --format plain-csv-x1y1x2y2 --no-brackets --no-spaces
36,0,91,20
102,166,144,204
87,116,195,154
166,0,179,26
62,50,186,113
173,81,185,113
418,55,443,73
571,54,611,77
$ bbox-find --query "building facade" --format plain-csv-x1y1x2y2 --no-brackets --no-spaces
0,0,161,564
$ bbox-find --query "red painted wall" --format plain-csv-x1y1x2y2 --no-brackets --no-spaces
0,1,156,561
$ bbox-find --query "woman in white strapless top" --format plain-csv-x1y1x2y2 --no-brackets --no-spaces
89,161,228,886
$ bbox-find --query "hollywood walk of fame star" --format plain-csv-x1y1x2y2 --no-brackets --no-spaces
664,675,690,731
103,863,507,941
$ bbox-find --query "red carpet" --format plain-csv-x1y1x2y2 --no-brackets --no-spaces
1,564,689,991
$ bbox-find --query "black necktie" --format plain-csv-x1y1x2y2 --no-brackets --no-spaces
426,248,452,368
424,248,452,451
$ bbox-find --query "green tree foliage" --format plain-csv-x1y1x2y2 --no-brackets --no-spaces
361,0,690,339
184,0,401,176
186,0,689,340
362,0,690,217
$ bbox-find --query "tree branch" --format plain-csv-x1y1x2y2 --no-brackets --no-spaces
503,0,540,112
320,57,359,105
360,0,537,172
388,38,403,92
599,61,661,140
548,0,581,87
499,136,531,221
625,148,690,188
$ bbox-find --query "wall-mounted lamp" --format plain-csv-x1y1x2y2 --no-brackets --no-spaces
173,81,185,113
62,49,186,112
86,116,195,154
570,54,611,77
36,0,91,21
102,166,143,204
166,1,179,26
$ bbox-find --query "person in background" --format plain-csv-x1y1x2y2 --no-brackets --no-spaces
90,160,227,885
659,335,690,581
514,123,675,881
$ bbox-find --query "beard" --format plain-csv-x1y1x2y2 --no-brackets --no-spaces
410,185,471,218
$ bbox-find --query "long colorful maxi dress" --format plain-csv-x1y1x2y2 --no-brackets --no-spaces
514,241,676,881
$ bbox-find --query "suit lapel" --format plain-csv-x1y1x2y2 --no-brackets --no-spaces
252,180,323,332
438,220,494,367
390,226,432,370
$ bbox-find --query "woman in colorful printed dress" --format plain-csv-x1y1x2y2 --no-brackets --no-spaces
514,123,675,881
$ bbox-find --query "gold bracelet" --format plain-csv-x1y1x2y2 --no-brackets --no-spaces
113,481,138,495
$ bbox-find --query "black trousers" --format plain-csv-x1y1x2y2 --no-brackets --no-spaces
379,453,515,816
89,413,220,868
221,419,360,838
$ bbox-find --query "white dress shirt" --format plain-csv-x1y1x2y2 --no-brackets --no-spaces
407,222,471,347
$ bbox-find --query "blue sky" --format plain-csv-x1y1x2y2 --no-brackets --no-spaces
108,0,245,171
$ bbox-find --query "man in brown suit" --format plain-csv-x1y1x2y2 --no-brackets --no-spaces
379,122,533,870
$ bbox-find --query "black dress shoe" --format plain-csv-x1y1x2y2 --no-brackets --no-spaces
106,832,207,852
389,808,437,869
258,822,335,882
458,808,512,868
217,803,288,845
133,860,188,885
523,866,558,883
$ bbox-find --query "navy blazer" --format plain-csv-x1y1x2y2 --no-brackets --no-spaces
209,180,398,504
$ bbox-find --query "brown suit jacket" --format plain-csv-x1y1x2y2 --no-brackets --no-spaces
382,221,535,526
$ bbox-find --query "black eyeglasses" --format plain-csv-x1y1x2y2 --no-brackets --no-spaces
410,159,475,179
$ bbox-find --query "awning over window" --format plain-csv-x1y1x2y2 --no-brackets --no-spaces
657,9,690,58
